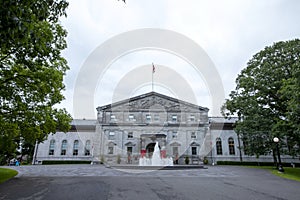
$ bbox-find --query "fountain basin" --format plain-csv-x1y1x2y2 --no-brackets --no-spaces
108,164,207,170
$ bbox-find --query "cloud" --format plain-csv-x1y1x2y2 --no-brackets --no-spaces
58,0,300,119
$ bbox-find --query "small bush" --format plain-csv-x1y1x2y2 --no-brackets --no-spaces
216,161,300,167
185,156,190,165
203,157,208,165
100,155,105,164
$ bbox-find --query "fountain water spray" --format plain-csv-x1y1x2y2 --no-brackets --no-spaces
139,142,173,166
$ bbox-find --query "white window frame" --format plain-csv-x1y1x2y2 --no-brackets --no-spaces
172,115,177,122
73,140,79,156
85,140,91,156
61,140,67,156
49,140,55,155
110,114,116,122
109,131,115,140
189,115,195,122
108,146,114,154
172,131,177,139
191,132,196,139
128,132,133,139
146,114,151,122
129,114,135,121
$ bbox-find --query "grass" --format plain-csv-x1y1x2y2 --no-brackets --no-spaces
247,166,300,182
0,168,18,184
270,167,300,182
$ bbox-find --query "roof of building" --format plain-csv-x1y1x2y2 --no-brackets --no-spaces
70,119,97,131
96,91,209,112
209,117,238,124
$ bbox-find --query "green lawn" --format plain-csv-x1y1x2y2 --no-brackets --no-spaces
0,168,18,184
247,166,300,182
270,167,300,182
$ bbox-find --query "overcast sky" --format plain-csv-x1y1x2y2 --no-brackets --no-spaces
58,0,300,119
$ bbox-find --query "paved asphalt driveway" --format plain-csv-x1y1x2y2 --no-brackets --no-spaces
0,165,299,200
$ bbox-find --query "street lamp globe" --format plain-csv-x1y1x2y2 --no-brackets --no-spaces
273,137,279,143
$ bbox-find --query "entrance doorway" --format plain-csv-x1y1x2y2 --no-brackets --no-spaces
146,143,159,157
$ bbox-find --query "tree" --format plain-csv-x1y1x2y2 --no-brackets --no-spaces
222,39,300,158
279,67,300,156
0,0,72,164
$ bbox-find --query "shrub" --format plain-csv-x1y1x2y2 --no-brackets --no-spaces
185,156,190,165
216,161,300,167
203,157,208,165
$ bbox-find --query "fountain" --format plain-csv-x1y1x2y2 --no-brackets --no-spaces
139,141,173,166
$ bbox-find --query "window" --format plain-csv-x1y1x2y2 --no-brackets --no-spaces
172,115,177,122
172,146,178,156
216,138,223,155
154,114,159,121
61,140,67,155
191,132,196,139
85,140,91,156
110,114,116,122
49,140,55,155
189,115,195,122
108,146,114,154
127,146,132,154
73,140,79,156
192,147,197,155
228,137,235,155
128,114,135,121
146,114,151,122
109,131,115,140
128,132,133,139
172,131,177,139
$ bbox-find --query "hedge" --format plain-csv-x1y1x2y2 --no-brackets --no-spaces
216,161,300,167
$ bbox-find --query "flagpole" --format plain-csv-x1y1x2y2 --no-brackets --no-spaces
152,63,154,92
152,70,154,92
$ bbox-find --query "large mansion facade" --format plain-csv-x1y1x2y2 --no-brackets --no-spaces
34,92,297,165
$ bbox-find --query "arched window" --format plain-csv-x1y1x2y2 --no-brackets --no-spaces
216,138,222,155
228,137,235,155
73,140,79,156
85,140,91,156
61,140,67,155
49,140,55,155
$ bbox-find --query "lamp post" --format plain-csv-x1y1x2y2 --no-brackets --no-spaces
273,137,284,173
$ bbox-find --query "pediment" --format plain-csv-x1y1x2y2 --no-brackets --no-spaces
97,92,208,112
124,142,136,146
107,142,117,146
190,142,200,146
170,142,181,146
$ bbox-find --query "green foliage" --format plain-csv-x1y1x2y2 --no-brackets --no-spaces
271,167,300,182
0,0,72,163
185,156,190,164
203,157,208,165
222,39,300,158
217,161,275,166
0,168,18,184
100,155,105,164
216,161,300,167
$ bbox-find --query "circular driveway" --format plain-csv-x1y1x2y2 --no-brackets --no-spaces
1,165,300,200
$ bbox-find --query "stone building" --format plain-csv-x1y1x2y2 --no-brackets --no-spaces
34,92,297,165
